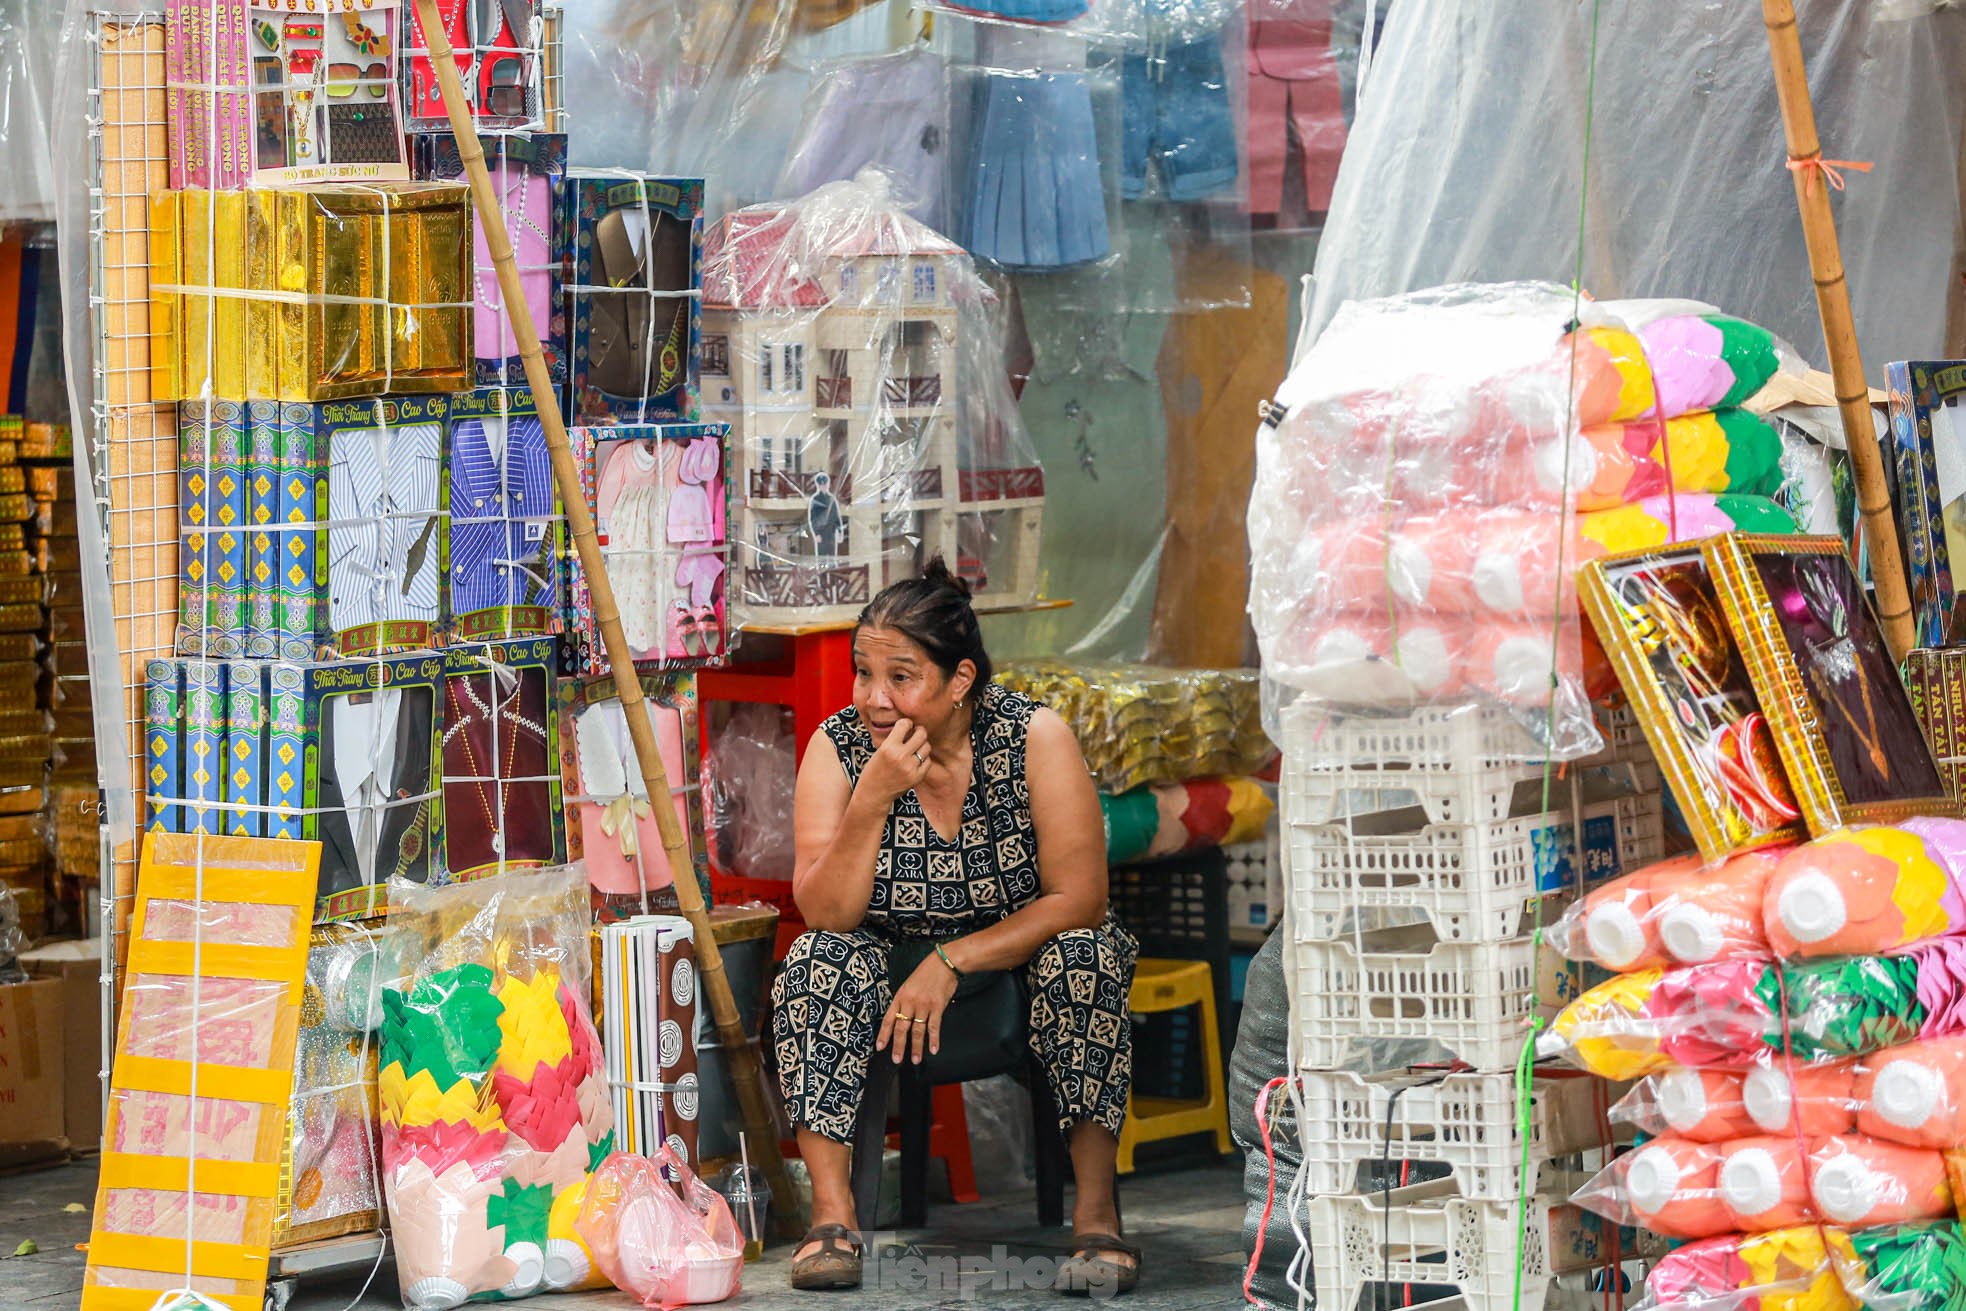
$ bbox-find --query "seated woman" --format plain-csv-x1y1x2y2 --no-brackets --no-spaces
771,561,1141,1296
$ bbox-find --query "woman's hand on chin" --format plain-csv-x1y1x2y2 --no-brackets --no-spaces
878,953,961,1065
857,717,932,806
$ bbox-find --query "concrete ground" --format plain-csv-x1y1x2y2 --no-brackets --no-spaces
0,1151,1250,1310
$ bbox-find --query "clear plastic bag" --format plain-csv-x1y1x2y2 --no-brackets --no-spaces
575,1146,743,1309
379,864,616,1308
1552,821,1966,972
704,703,797,883
996,659,1270,792
700,169,1045,629
1640,1220,1966,1311
1574,1133,1953,1239
1613,1039,1966,1153
1250,285,1797,760
1541,947,1965,1081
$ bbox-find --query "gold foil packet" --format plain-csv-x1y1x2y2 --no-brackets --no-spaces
151,181,473,402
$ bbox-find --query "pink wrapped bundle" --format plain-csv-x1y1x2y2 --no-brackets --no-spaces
1616,1063,1860,1142
1576,1134,1954,1238
1855,1037,1966,1150
1739,1061,1860,1138
1764,821,1966,960
1556,849,1782,972
1641,1226,1850,1311
1809,1136,1953,1227
1718,1136,1815,1232
1584,1138,1733,1238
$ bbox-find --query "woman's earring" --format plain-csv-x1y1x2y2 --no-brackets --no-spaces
954,697,964,709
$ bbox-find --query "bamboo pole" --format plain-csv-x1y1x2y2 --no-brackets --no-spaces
408,0,801,1236
1762,0,1915,661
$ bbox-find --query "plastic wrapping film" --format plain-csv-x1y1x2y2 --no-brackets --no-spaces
1550,822,1966,974
573,1147,743,1309
701,170,1046,628
379,864,618,1308
273,922,391,1246
1572,1131,1954,1239
702,702,796,883
1616,1039,1966,1155
1299,0,1966,373
996,658,1271,791
558,672,708,918
82,833,318,1311
1249,283,1798,762
0,0,59,221
1637,1221,1966,1311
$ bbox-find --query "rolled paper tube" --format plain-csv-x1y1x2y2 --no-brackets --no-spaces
1566,854,1704,971
1856,1037,1966,1149
1651,1067,1762,1141
1658,847,1784,965
1719,1136,1815,1232
1609,1138,1732,1238
1766,827,1959,959
1742,1061,1859,1138
1808,1137,1953,1228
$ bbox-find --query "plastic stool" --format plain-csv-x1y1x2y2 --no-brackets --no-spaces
1116,957,1232,1174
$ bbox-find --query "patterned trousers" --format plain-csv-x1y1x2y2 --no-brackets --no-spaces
769,918,1139,1145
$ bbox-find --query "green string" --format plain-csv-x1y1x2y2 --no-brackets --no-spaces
1515,3,1603,1310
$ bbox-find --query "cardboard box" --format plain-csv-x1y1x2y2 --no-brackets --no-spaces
19,940,102,1154
0,977,67,1167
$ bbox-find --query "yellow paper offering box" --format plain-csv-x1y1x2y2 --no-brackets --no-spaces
151,182,472,402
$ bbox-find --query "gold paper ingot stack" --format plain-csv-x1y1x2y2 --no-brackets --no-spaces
150,182,473,402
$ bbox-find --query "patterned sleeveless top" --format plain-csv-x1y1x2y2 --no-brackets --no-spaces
821,683,1044,936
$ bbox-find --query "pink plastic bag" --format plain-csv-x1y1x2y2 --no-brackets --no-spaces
575,1147,744,1308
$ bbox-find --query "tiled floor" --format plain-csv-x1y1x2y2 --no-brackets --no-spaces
0,1153,1251,1310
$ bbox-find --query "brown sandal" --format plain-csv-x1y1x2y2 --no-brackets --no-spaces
1053,1232,1141,1297
790,1223,864,1291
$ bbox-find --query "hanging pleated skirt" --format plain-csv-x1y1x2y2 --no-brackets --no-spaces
959,68,1111,270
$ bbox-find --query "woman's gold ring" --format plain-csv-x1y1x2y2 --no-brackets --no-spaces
911,1017,927,1024
895,1013,914,1022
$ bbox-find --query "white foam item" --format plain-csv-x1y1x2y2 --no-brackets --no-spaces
1776,872,1848,945
1655,1068,1714,1133
1811,1154,1880,1225
1719,1147,1785,1217
1872,1060,1946,1131
1742,1067,1796,1133
1583,902,1647,970
501,1242,546,1298
1658,903,1726,963
1472,551,1527,614
405,1276,469,1311
544,1238,591,1291
1623,1144,1684,1214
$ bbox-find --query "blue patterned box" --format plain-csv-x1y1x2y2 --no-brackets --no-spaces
446,386,563,643
245,400,281,658
266,660,306,840
144,658,183,834
182,658,225,836
566,173,704,425
223,659,264,838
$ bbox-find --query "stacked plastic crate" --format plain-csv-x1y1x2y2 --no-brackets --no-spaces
1279,700,1662,1311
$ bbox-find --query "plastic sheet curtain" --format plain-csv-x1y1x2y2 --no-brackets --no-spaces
0,0,58,222
1303,0,1966,373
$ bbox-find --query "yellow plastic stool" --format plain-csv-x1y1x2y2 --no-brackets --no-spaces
1116,957,1232,1174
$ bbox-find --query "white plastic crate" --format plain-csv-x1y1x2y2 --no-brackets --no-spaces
1307,1176,1634,1311
1226,830,1283,936
1282,702,1650,828
1286,794,1665,942
1289,1068,1617,1198
1288,926,1579,1072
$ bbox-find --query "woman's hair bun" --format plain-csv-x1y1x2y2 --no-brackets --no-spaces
921,554,974,600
